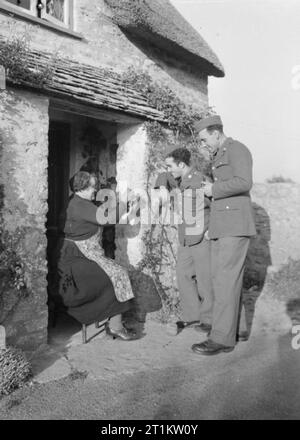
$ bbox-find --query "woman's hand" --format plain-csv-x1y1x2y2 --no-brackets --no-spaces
127,197,141,225
204,230,210,240
118,196,140,225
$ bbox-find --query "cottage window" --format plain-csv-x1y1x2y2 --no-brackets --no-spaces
4,0,35,14
42,0,71,27
3,0,73,28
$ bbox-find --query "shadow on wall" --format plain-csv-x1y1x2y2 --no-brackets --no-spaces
239,202,272,336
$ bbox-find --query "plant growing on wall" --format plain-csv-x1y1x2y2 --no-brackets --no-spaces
0,24,55,87
0,221,29,327
0,131,28,323
121,68,212,319
122,67,210,136
0,227,27,293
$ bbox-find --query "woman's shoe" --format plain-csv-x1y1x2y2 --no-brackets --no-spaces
105,324,138,341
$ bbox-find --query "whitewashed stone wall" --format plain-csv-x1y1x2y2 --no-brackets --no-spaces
248,183,300,275
115,124,148,267
0,89,49,351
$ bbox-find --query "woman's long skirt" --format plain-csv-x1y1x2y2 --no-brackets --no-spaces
56,238,131,325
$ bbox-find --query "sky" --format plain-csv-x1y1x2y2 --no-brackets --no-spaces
170,0,300,183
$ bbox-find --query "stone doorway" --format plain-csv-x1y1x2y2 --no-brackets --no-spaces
0,90,148,352
45,107,149,341
46,110,121,329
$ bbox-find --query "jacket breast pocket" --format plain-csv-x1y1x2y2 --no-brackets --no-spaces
214,163,233,181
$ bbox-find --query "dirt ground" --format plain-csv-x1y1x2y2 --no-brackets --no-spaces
0,289,300,420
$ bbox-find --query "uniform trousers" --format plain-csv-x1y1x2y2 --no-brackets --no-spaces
176,238,213,324
209,236,250,347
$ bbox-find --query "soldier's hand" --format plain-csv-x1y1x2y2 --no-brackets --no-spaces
202,182,213,197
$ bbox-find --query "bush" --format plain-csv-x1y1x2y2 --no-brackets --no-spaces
0,347,32,396
265,258,300,301
266,175,295,183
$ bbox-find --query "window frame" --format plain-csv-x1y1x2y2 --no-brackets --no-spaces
41,0,73,29
1,0,74,30
2,0,36,16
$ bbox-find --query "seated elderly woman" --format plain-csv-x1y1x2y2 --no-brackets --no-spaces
57,171,138,341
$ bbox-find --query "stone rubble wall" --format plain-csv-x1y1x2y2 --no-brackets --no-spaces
250,183,300,268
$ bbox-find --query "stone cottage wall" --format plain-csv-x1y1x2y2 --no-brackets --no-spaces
0,0,212,349
0,0,208,108
0,89,49,351
115,123,148,267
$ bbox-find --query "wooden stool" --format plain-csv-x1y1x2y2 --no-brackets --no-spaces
49,298,107,344
81,320,107,344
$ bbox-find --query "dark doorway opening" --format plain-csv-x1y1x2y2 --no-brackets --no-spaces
46,115,120,341
47,120,71,235
46,120,71,326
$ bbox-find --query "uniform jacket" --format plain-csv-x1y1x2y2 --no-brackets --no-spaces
154,169,210,246
209,137,256,239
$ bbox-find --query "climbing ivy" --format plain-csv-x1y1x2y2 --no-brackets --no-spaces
0,226,27,293
0,25,55,87
0,130,28,324
122,66,211,136
122,67,213,319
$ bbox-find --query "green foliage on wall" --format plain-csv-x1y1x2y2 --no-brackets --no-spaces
0,26,55,87
0,227,27,293
0,132,28,320
122,66,212,135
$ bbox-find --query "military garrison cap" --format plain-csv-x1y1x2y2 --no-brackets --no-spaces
194,115,223,132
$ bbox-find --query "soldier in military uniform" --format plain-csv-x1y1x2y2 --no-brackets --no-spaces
154,148,213,334
191,115,256,356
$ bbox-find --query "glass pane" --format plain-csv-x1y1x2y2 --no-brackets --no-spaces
46,0,65,23
5,0,31,10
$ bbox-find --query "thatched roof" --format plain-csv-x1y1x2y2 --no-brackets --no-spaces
104,0,224,77
1,47,164,122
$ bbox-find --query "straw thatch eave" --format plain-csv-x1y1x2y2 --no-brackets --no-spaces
104,0,224,77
